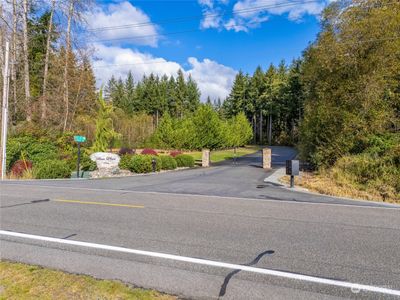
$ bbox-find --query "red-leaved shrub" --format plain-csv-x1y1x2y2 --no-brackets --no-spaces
169,150,182,157
11,160,33,177
119,147,135,156
141,148,158,156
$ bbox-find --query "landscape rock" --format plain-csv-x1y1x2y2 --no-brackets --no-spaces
90,152,120,170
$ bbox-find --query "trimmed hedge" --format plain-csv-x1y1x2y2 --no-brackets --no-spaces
120,155,161,173
35,160,72,179
174,154,195,168
160,155,177,170
119,154,134,170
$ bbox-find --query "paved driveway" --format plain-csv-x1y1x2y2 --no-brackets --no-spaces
5,146,392,207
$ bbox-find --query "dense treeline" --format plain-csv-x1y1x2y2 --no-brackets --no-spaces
298,0,400,200
106,70,200,121
300,0,399,167
222,61,303,145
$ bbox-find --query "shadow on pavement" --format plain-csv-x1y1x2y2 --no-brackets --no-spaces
218,249,275,297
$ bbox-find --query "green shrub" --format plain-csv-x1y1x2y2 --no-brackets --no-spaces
160,155,177,170
6,136,59,170
174,154,195,168
26,142,59,164
35,160,72,179
333,153,400,197
80,155,97,171
65,150,97,172
56,132,76,155
126,155,161,173
119,154,134,170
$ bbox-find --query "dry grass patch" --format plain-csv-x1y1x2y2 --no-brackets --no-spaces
280,171,399,204
0,261,176,300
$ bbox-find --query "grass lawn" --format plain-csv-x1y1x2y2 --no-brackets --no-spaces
186,146,261,163
0,261,176,300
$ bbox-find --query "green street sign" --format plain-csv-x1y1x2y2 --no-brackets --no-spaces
74,135,86,143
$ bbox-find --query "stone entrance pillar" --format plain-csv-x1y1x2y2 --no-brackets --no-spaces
262,148,271,169
202,149,210,167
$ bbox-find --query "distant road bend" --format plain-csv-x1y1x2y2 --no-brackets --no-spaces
1,147,399,299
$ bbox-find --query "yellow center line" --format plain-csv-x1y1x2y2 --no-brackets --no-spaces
53,199,144,208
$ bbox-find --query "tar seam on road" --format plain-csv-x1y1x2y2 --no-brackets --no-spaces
2,183,399,210
53,199,144,208
1,230,400,297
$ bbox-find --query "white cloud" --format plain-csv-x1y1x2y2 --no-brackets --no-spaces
92,44,237,101
86,1,159,47
232,0,325,24
199,0,229,30
92,43,182,86
199,0,327,32
187,57,237,101
200,9,223,29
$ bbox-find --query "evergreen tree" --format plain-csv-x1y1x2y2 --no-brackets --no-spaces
175,69,187,118
223,71,247,117
192,104,222,150
186,74,201,112
167,76,177,117
123,71,136,113
92,91,120,152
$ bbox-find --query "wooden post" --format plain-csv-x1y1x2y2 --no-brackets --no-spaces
262,148,271,169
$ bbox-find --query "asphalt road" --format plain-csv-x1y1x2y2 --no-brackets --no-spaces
1,147,399,299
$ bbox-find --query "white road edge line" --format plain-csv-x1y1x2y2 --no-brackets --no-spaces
1,230,399,297
2,183,399,210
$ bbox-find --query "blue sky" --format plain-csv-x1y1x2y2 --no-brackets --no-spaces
88,0,329,100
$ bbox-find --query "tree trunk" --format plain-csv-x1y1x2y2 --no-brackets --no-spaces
268,114,272,145
23,0,31,122
63,0,74,132
68,69,84,131
259,110,263,145
252,114,256,144
11,0,17,123
41,0,55,121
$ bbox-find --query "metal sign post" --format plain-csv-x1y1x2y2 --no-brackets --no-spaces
74,135,86,178
1,42,10,180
